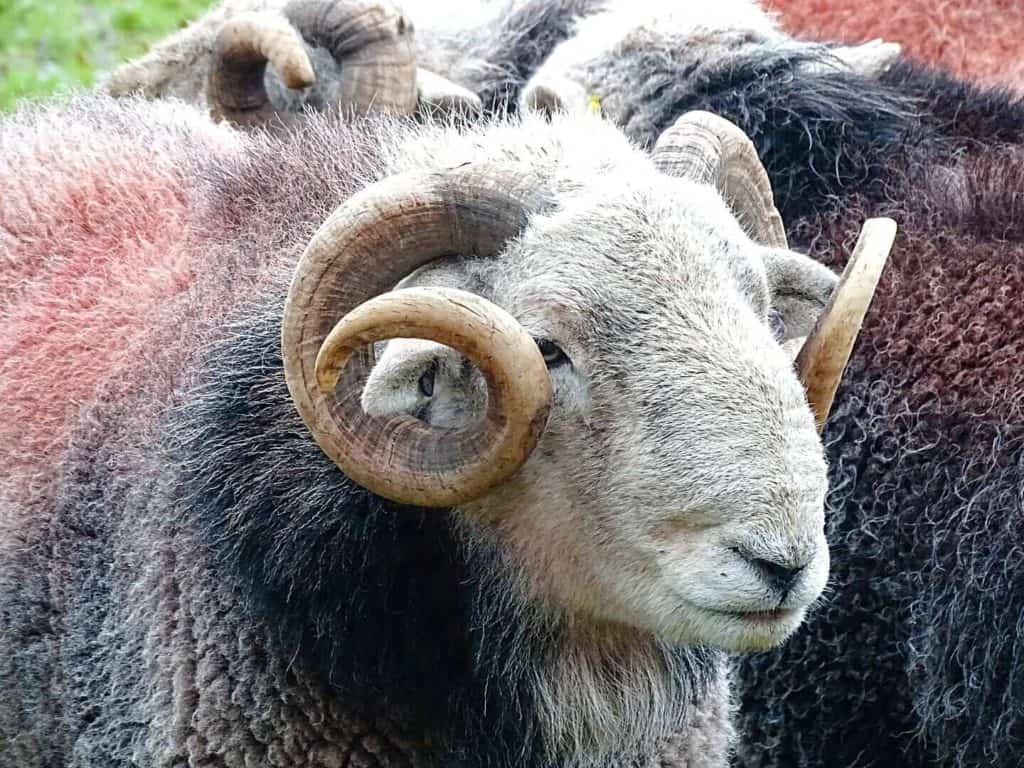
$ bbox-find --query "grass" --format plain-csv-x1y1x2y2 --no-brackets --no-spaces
0,0,213,111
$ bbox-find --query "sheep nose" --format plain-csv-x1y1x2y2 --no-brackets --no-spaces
736,549,808,593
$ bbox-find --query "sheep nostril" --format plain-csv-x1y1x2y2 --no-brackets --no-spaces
418,365,436,398
733,548,808,592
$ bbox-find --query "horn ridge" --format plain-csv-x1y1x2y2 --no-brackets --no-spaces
653,110,788,249
282,164,553,507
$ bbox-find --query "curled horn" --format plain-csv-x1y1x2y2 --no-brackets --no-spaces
208,0,417,127
281,165,554,507
284,0,417,115
208,12,316,128
652,110,894,432
652,110,788,249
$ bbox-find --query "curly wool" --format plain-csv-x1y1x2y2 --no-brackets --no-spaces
0,95,733,768
514,0,1024,230
547,31,1024,225
734,147,1024,767
0,98,380,762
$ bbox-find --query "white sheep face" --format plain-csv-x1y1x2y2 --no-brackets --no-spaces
361,172,836,652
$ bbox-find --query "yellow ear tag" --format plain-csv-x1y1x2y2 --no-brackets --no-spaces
587,94,603,116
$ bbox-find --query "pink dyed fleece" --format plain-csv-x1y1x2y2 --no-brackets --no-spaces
0,98,244,493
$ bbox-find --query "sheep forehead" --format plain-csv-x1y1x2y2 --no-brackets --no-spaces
382,113,772,339
381,110,646,182
494,183,769,321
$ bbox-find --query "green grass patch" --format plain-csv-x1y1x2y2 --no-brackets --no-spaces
0,0,213,111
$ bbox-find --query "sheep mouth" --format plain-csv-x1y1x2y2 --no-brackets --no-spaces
668,601,809,651
706,606,802,624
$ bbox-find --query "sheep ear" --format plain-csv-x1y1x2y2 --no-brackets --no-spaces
829,39,902,76
362,337,486,430
361,259,487,422
761,248,838,346
416,68,482,118
362,338,445,418
519,76,588,117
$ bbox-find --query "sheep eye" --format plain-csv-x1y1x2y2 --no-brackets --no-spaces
768,308,787,342
418,364,436,397
537,339,570,368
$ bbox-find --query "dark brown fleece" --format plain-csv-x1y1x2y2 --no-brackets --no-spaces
737,146,1024,767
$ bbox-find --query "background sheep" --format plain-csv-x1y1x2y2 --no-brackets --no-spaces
518,0,1024,221
766,0,1024,94
0,95,874,767
99,0,906,132
732,139,1024,768
99,0,597,126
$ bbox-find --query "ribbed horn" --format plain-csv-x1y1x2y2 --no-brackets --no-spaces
284,0,417,116
282,164,554,507
652,110,788,249
208,1,417,127
208,12,316,128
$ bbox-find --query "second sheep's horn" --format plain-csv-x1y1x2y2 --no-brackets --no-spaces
207,12,316,128
796,217,897,432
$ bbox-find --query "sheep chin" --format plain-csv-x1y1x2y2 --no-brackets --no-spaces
683,604,809,653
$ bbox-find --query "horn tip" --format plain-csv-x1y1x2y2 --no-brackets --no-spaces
315,361,342,395
282,58,316,90
864,216,898,238
314,343,345,394
851,217,898,281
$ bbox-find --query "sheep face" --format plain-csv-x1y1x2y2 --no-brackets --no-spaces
362,174,836,652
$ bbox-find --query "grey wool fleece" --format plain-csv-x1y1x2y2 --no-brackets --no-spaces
3,428,732,766
0,94,736,768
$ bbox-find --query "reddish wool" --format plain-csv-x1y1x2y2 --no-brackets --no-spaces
737,144,1024,766
806,150,1024,417
0,102,241,492
767,0,1024,93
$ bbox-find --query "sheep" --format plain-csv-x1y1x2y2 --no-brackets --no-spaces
98,0,600,128
101,0,908,134
765,0,1024,94
98,0,472,127
0,94,886,767
730,143,1024,768
516,0,1024,223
